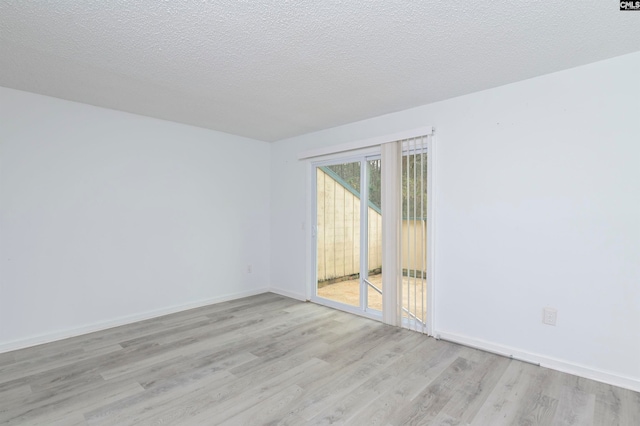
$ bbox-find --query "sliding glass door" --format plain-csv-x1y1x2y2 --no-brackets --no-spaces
310,133,432,333
313,155,382,318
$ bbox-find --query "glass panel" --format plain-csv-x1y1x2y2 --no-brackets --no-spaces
366,159,383,311
316,161,361,307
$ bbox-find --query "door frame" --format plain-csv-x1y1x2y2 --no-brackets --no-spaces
309,152,382,321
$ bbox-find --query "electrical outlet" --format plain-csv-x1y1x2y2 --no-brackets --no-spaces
543,307,557,326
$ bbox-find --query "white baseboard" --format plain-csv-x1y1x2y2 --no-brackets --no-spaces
0,287,270,354
269,287,307,301
436,330,640,393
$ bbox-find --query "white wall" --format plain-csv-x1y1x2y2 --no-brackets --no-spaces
270,52,640,389
0,87,271,350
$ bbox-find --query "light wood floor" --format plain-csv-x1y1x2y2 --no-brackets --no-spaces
1,293,638,425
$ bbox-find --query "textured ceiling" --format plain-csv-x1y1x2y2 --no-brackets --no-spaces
1,1,639,142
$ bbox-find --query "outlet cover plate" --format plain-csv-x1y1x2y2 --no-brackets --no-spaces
543,307,557,326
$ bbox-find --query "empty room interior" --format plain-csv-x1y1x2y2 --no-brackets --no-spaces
1,2,639,425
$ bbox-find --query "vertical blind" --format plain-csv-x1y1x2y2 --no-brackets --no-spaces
401,136,428,333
